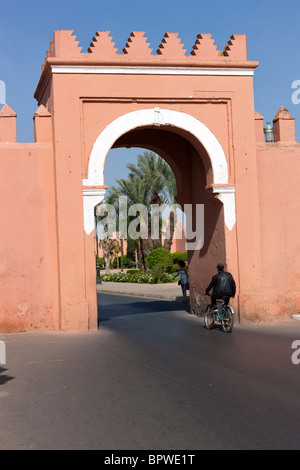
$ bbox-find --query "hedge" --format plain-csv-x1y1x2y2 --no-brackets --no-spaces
100,271,173,284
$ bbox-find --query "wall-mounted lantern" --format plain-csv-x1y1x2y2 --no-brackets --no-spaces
263,122,274,142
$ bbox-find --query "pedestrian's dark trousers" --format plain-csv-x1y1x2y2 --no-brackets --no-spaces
211,296,230,311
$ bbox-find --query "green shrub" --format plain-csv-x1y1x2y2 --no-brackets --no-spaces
150,265,166,283
158,272,174,283
171,251,188,264
169,264,179,273
146,247,173,271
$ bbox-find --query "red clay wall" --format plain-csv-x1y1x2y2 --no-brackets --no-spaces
257,142,300,318
0,142,60,331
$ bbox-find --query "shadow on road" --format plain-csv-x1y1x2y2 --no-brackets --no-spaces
0,367,14,386
97,293,190,326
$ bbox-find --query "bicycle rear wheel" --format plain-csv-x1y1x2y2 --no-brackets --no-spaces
221,306,234,333
204,305,215,329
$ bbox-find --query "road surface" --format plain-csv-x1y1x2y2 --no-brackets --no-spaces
0,293,299,450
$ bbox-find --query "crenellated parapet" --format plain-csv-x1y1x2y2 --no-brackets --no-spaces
0,103,52,143
35,29,258,105
255,106,297,143
41,30,251,65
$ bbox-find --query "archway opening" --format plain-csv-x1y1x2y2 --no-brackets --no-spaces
94,122,227,316
102,146,185,271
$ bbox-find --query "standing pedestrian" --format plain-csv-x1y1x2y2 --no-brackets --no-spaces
173,260,189,303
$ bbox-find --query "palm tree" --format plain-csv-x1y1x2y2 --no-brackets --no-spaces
104,151,178,270
98,235,112,273
127,152,177,251
160,159,178,252
106,174,151,271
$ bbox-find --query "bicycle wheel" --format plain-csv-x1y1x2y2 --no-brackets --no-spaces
221,306,234,333
204,305,215,330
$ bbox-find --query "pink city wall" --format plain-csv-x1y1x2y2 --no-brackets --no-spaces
0,105,60,331
0,30,299,331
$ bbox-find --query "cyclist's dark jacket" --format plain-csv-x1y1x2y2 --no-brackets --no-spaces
205,271,236,298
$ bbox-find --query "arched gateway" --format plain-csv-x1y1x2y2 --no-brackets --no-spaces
82,108,231,234
0,30,299,331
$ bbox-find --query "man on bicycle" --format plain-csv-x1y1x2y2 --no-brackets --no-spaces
205,263,236,313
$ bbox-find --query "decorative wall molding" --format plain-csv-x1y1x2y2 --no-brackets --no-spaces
51,65,255,76
83,188,106,235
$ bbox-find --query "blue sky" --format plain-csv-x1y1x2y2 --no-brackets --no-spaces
1,0,300,187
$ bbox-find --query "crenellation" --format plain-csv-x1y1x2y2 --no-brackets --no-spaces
48,40,55,58
156,32,187,58
42,31,82,70
223,34,247,60
191,34,222,59
33,105,52,143
88,31,118,56
50,30,82,58
123,32,153,57
0,104,17,143
42,40,55,71
254,111,265,143
273,106,295,142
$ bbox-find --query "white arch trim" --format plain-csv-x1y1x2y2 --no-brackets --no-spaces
83,108,228,187
82,108,233,234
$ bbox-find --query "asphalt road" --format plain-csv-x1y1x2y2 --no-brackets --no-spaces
0,293,300,450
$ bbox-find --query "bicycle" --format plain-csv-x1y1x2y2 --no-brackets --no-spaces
204,295,234,333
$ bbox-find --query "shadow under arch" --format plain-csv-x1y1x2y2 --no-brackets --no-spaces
112,126,225,256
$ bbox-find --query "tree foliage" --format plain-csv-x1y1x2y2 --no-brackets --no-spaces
104,151,178,270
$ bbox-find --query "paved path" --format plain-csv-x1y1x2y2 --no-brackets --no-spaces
97,281,186,301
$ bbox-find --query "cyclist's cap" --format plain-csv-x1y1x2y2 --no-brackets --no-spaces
217,263,225,271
